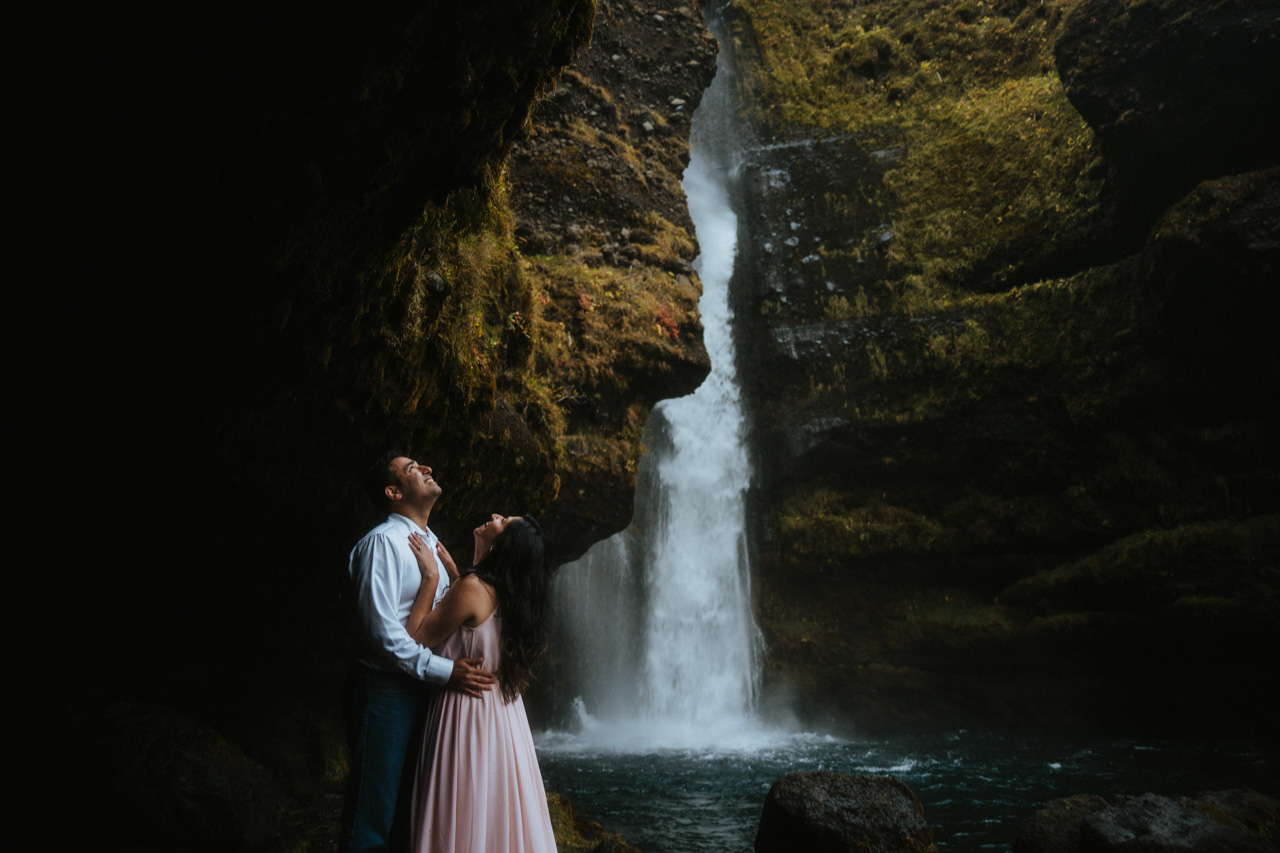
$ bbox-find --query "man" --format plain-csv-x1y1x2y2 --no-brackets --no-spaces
339,450,496,853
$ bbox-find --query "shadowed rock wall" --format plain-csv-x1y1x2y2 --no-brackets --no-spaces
26,1,716,828
725,0,1280,733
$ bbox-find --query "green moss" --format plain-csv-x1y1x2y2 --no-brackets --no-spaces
769,252,1162,429
779,487,948,557
350,163,571,520
639,210,698,265
547,792,639,852
526,251,700,405
559,405,651,482
527,99,679,227
1002,515,1280,617
882,75,1100,288
372,165,518,408
729,0,1102,297
730,0,1070,134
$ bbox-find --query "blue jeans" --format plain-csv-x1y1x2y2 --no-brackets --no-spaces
339,663,431,853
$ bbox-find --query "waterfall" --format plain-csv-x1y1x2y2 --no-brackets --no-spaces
548,9,766,749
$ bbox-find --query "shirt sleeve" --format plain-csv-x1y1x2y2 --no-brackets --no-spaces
350,533,454,685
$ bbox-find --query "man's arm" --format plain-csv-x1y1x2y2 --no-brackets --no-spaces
350,534,454,685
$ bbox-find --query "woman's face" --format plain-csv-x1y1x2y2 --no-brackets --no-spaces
475,513,520,546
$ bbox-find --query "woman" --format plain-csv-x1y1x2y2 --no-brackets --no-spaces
403,513,558,853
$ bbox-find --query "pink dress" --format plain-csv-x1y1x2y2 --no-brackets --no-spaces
410,614,557,853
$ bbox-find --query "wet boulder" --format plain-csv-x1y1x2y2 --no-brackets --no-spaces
1012,794,1113,853
77,703,284,851
1014,789,1280,853
755,771,937,853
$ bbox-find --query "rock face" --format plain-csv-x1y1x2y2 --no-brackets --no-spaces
508,0,719,560
755,772,937,853
1055,0,1280,239
725,0,1280,732
1014,789,1280,853
72,704,284,851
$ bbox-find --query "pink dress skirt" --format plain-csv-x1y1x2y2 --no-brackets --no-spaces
410,615,557,852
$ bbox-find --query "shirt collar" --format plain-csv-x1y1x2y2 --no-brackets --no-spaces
387,513,433,539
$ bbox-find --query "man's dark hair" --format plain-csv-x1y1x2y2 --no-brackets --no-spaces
363,449,404,511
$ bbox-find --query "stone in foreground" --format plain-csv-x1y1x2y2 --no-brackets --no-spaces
1014,788,1280,853
79,703,284,850
756,771,937,853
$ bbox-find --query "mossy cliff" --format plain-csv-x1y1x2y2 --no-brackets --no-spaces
723,0,1280,731
509,0,719,556
31,1,712,836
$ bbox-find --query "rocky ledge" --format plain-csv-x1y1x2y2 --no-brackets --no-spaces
1014,788,1280,853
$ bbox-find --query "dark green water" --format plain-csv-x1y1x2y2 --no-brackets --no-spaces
536,730,1277,851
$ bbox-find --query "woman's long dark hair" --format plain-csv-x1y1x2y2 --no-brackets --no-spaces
465,515,554,702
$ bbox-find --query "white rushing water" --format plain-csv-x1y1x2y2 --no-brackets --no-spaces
543,13,776,752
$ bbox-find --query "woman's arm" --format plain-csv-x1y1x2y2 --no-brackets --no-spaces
406,575,493,648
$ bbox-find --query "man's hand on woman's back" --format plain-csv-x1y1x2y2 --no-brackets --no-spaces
447,657,497,697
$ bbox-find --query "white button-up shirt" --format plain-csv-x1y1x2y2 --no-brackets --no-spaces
348,513,453,684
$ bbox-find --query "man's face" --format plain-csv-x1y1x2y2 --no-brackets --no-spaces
388,456,442,504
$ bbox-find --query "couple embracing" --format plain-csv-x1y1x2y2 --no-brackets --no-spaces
340,451,558,853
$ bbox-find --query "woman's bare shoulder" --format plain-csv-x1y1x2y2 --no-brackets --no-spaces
455,573,495,596
454,573,498,624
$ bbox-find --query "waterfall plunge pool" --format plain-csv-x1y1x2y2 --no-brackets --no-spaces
534,729,1276,851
